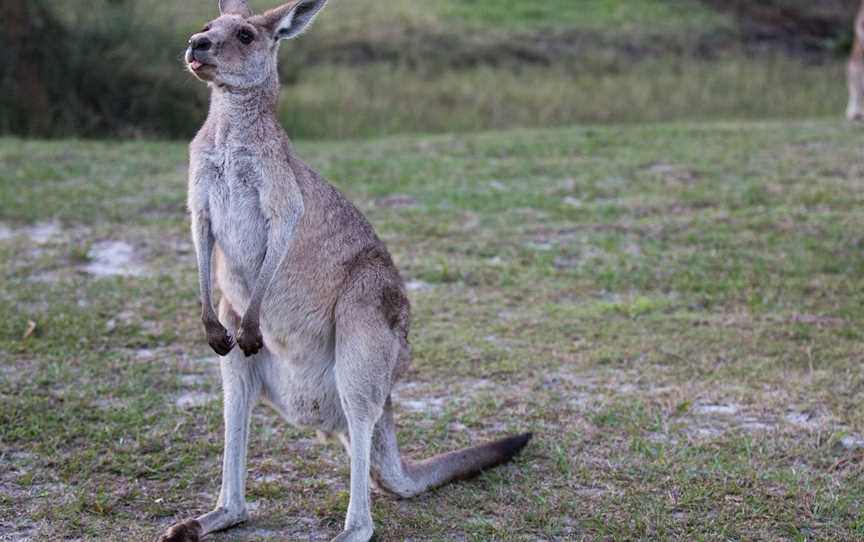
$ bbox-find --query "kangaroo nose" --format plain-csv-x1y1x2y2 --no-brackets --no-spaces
190,36,212,51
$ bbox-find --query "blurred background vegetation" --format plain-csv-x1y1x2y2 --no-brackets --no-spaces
0,0,859,140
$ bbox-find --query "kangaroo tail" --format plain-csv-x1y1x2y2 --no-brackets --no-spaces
370,399,532,498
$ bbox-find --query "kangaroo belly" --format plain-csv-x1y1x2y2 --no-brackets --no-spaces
258,345,347,433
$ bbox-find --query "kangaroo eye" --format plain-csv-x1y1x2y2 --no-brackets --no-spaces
238,29,254,44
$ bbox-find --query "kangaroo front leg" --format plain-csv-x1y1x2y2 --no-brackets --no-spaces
192,209,234,356
235,177,303,357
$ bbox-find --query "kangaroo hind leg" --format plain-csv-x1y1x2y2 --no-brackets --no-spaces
158,299,264,542
331,305,401,542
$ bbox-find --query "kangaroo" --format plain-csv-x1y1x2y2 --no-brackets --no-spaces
849,0,864,121
156,1,532,541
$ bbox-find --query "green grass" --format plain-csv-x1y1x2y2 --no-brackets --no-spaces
127,0,729,34
433,0,731,32
13,0,845,139
280,56,847,139
3,120,864,539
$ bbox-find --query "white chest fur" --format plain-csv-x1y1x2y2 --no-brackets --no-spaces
207,149,269,290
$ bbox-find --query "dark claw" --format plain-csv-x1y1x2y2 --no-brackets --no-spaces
158,519,201,542
236,322,263,357
205,323,234,356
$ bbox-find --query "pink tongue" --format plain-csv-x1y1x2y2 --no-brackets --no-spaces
190,60,203,70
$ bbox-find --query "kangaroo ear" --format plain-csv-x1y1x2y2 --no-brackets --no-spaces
219,0,252,17
262,0,328,41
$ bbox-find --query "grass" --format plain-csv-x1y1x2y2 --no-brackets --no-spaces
143,0,854,139
433,0,731,32
280,56,848,139
130,0,729,34
3,119,864,540
8,0,848,139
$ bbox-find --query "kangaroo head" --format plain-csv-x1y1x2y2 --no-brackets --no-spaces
185,0,327,89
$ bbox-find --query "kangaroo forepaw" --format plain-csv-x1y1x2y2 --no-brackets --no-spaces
236,320,263,357
204,321,234,356
157,519,202,542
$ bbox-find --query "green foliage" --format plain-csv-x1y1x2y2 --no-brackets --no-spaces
0,0,204,138
0,0,855,140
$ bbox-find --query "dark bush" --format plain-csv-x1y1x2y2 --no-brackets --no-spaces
0,0,206,138
702,0,859,56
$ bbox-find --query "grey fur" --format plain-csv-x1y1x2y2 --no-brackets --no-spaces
849,1,864,121
158,2,531,541
219,0,251,18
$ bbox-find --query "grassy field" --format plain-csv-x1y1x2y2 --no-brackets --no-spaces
10,0,849,139
3,119,864,540
432,0,730,31
126,0,731,33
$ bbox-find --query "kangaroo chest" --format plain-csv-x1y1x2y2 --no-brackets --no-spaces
208,150,269,287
